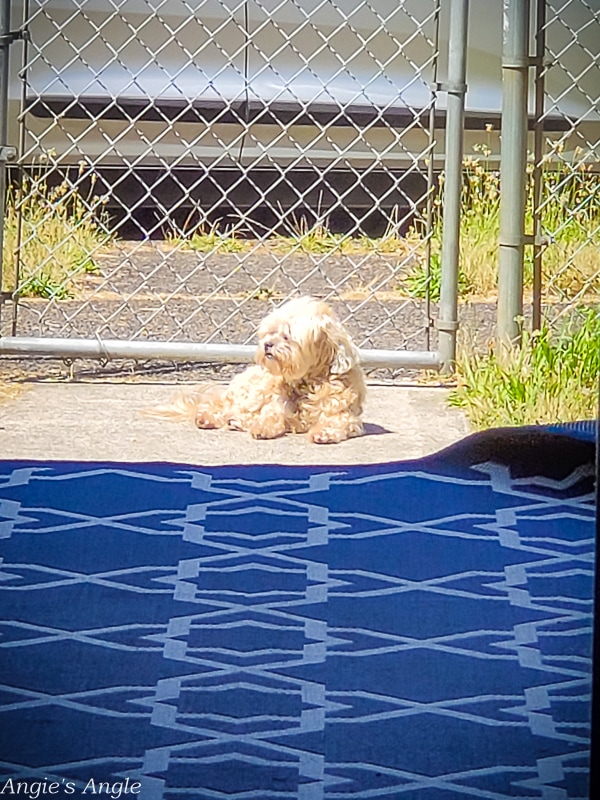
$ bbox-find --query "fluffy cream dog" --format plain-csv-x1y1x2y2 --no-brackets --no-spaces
150,297,366,444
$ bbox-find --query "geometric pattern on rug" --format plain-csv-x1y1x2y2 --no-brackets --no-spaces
0,455,594,799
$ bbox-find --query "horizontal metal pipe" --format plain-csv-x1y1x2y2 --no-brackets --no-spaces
360,349,442,369
0,336,442,371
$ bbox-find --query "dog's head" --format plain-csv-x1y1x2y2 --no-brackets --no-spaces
255,296,359,381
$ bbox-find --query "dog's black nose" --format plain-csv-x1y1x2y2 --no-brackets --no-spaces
264,342,273,353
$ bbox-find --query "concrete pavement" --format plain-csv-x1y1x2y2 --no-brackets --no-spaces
0,381,470,465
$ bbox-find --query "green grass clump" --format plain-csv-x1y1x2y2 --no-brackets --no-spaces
271,216,350,254
529,157,600,298
403,147,500,299
404,143,600,300
404,251,473,300
170,221,248,254
2,163,111,299
449,308,600,429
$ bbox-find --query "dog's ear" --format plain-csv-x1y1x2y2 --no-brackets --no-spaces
323,318,359,375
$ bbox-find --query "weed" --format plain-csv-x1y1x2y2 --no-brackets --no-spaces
404,251,473,301
449,308,600,428
403,142,599,300
248,285,280,301
173,224,248,254
531,151,600,297
358,206,408,254
163,206,250,254
271,215,350,255
19,272,72,300
2,157,111,298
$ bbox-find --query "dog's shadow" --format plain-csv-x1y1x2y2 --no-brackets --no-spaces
363,423,392,436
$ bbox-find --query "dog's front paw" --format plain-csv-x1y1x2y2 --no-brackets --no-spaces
308,425,346,444
249,423,286,440
308,418,363,444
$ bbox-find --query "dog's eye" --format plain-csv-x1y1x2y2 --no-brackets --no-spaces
282,333,289,341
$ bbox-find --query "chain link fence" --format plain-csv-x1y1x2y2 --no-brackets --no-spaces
2,0,595,377
1,0,454,372
531,0,600,331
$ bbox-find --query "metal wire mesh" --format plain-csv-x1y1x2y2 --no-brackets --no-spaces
532,0,600,330
2,0,445,358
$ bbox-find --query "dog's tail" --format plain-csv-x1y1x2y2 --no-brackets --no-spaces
141,383,223,422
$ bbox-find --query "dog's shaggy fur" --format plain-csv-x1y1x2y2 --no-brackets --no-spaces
148,297,366,444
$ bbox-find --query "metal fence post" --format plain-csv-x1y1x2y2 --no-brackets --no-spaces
438,0,469,373
0,0,12,324
531,0,545,333
0,0,18,330
497,0,531,350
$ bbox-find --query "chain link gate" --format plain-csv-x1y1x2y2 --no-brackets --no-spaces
531,0,600,332
1,0,466,375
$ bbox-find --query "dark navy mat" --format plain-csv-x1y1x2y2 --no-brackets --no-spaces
0,427,595,799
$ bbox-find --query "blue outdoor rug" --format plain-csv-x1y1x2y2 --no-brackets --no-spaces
0,426,595,799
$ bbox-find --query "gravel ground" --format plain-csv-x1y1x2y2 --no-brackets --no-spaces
1,242,499,382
